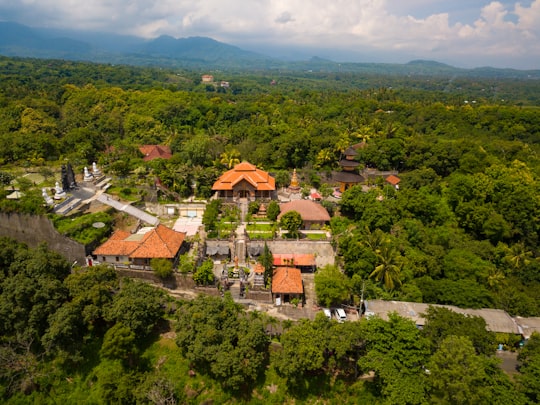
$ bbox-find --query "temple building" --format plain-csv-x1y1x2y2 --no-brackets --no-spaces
211,161,276,201
333,146,364,192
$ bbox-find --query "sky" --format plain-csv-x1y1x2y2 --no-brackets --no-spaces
1,0,539,69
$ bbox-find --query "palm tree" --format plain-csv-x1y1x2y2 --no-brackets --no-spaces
504,242,533,273
219,148,241,169
369,244,402,290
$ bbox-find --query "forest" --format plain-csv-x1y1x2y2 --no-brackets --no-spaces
0,56,539,403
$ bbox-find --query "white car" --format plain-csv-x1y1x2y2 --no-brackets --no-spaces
334,308,347,323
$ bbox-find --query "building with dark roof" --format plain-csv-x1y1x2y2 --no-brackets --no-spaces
333,146,364,192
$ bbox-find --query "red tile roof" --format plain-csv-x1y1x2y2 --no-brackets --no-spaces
273,254,315,267
272,267,303,294
385,174,401,186
212,161,275,191
277,200,331,222
253,263,265,274
93,225,185,259
139,145,172,161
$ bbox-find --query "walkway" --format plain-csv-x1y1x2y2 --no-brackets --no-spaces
97,193,159,226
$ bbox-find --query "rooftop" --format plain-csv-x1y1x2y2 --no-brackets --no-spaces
272,267,303,294
278,200,331,222
212,161,275,191
93,224,186,259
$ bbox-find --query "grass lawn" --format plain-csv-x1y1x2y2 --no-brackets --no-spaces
304,232,328,240
247,232,274,240
246,223,274,231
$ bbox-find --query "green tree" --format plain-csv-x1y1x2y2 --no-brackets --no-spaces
192,258,215,286
176,294,269,392
314,265,350,307
517,332,540,403
100,323,138,363
258,242,273,286
422,306,496,356
177,253,195,275
280,210,303,238
369,244,403,290
150,258,173,279
105,279,164,338
427,335,501,404
359,313,431,404
266,200,280,221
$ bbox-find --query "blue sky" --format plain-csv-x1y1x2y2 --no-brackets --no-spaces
0,0,538,69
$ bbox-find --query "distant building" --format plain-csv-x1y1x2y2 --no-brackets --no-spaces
385,174,401,189
139,145,172,161
211,161,275,201
220,81,230,88
201,75,214,83
333,147,364,192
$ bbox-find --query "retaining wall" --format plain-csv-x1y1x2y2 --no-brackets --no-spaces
0,212,87,265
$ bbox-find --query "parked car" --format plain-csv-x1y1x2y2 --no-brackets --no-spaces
334,308,347,323
323,308,332,320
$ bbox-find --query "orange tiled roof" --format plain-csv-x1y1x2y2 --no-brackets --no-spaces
273,254,315,267
139,145,172,161
212,161,275,191
93,225,185,259
385,174,401,185
272,267,303,294
277,200,331,222
253,263,265,274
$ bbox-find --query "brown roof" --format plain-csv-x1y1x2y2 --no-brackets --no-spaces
273,254,315,267
139,145,172,161
385,174,401,185
93,224,185,259
278,200,331,222
212,161,275,191
332,171,364,183
272,267,303,294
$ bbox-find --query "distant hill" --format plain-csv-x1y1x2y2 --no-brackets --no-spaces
0,21,538,78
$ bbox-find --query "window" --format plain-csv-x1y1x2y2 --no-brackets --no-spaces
115,256,119,262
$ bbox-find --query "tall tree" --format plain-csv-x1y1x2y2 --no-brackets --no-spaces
369,244,403,290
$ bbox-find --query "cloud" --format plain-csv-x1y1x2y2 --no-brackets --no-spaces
0,0,538,68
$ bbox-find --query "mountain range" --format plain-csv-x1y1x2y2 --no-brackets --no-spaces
0,21,538,78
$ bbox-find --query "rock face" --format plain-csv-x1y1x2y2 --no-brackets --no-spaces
0,212,86,264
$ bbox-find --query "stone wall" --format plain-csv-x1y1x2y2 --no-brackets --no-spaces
206,239,335,268
0,212,87,265
246,290,273,303
116,268,197,289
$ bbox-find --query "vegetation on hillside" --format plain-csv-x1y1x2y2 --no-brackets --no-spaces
0,240,537,403
0,56,539,402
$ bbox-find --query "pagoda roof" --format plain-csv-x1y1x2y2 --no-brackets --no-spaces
332,171,365,183
212,161,275,191
339,159,360,168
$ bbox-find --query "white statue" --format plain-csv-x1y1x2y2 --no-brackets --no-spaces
83,166,93,182
42,188,54,205
53,182,66,200
92,161,102,177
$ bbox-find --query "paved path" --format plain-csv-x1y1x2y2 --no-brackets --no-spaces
97,193,159,226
